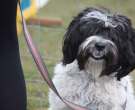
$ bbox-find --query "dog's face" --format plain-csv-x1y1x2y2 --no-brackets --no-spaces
62,8,135,80
77,35,118,78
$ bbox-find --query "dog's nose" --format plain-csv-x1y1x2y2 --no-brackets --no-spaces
95,42,105,51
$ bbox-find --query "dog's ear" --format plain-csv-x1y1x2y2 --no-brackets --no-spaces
116,20,135,80
62,19,83,64
62,8,91,65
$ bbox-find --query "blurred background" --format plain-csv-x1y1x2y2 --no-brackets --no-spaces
18,0,135,110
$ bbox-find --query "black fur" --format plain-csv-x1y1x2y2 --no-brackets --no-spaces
62,7,135,80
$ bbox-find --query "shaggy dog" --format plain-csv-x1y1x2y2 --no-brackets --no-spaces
48,7,135,110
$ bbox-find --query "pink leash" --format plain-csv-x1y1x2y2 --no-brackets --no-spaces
18,1,89,110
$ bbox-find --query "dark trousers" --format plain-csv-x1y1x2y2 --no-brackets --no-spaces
0,0,26,110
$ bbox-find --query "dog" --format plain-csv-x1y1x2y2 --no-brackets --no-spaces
48,7,135,110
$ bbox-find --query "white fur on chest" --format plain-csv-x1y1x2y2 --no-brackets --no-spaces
49,60,135,110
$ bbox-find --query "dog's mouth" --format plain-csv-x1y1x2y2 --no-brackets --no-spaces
91,50,105,60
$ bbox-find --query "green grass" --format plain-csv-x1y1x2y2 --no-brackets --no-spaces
18,0,135,109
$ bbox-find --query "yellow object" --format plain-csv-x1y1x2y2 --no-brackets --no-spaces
17,0,37,34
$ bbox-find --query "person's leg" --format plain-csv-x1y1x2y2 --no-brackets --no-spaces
0,0,26,110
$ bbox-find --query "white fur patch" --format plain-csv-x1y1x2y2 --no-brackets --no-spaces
82,11,117,28
83,11,108,22
85,58,104,79
48,61,135,110
81,36,115,50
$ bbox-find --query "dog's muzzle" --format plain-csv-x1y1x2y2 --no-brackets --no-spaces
77,36,119,72
91,41,107,60
80,36,118,59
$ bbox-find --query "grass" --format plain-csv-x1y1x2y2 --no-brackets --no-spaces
18,0,135,110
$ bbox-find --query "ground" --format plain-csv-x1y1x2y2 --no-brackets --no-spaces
18,0,135,110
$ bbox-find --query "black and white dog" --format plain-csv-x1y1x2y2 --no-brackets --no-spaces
49,7,135,110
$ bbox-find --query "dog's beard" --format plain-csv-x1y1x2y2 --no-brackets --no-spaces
85,58,105,79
